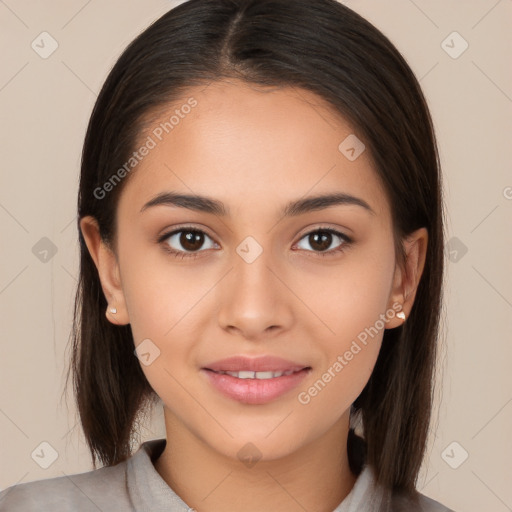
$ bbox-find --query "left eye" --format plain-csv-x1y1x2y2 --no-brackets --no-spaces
295,228,351,255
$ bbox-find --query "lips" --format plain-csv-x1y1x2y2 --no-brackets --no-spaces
201,355,312,404
203,355,310,373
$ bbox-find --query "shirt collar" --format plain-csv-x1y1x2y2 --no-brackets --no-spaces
127,438,191,511
127,438,384,512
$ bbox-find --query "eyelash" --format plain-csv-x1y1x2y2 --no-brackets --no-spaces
158,225,353,260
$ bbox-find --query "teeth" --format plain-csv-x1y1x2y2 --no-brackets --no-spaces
218,369,297,379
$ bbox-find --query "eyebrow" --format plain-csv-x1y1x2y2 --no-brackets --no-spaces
140,191,375,217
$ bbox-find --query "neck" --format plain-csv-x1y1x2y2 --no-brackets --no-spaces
153,409,357,512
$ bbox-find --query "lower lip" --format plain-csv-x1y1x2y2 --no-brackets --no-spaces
201,368,310,404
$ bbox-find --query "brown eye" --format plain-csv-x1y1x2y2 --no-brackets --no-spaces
296,228,352,256
308,231,333,251
161,227,217,256
179,230,205,251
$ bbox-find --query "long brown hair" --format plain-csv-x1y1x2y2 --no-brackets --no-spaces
64,0,444,500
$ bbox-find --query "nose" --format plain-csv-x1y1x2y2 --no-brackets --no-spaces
217,249,294,341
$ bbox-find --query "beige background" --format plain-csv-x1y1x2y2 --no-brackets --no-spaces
1,1,511,510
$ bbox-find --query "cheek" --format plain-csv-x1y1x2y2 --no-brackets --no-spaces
118,242,217,401
118,238,210,342
294,241,395,344
294,343,377,444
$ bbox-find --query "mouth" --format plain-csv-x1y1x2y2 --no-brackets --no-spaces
200,356,312,404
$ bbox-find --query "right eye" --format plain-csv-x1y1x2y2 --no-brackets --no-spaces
159,226,219,259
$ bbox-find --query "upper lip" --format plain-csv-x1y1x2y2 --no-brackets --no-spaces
203,355,310,373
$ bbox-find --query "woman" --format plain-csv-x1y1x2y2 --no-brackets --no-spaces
0,0,452,510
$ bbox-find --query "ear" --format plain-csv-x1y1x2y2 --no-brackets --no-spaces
385,227,428,329
80,216,130,326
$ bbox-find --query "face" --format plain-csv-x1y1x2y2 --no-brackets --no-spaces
86,79,418,463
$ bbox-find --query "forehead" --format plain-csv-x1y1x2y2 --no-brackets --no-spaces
119,79,391,222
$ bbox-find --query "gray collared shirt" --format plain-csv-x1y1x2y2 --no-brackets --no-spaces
0,438,454,511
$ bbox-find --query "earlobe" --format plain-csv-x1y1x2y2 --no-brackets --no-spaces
79,216,130,326
386,227,428,329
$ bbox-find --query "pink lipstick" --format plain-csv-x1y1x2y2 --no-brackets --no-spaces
201,355,311,404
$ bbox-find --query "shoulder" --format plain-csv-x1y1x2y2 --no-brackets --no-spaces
416,493,455,512
391,489,455,512
0,460,132,512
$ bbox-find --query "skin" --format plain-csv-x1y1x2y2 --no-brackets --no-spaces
81,79,427,512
